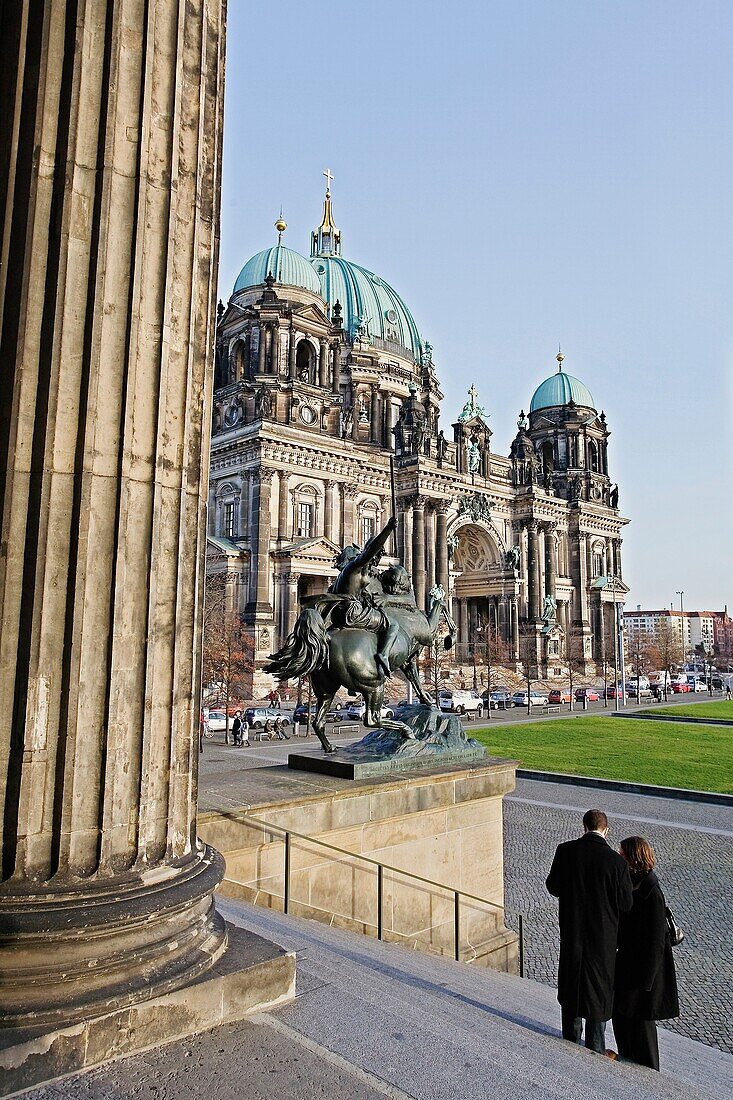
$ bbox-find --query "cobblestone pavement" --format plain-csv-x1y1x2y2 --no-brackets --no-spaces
503,779,733,1054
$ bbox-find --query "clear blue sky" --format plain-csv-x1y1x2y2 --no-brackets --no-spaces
219,1,733,614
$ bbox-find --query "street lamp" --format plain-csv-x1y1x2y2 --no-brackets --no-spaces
604,575,624,713
675,591,686,664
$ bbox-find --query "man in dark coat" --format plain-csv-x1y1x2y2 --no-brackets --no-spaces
546,809,633,1054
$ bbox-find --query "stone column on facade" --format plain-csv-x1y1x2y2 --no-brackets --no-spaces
324,480,335,542
288,330,297,379
352,390,361,440
318,341,328,388
544,522,557,601
411,497,427,610
342,483,359,545
277,471,289,541
508,596,518,660
246,469,274,614
270,324,280,376
284,572,301,641
0,0,227,1026
257,324,267,373
331,343,340,393
498,596,507,644
527,519,541,620
425,503,436,594
370,384,380,444
402,505,413,575
458,599,469,647
435,503,449,591
238,472,250,538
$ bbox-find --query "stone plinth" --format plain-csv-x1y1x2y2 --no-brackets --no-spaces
199,760,519,973
0,924,295,1098
288,704,486,779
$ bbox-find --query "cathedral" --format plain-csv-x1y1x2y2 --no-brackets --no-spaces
208,179,629,691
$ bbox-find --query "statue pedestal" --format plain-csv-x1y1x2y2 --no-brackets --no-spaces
288,705,485,779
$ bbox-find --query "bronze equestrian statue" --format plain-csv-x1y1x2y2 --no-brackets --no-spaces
265,518,454,753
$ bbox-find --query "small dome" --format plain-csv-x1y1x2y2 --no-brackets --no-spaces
530,371,595,413
309,255,423,361
233,245,321,295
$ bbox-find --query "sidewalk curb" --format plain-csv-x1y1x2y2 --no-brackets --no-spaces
612,712,733,727
516,769,733,807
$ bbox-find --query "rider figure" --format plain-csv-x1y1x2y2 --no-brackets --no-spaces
330,517,400,676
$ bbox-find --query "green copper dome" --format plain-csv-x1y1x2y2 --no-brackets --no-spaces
530,370,595,413
233,244,321,295
308,255,423,361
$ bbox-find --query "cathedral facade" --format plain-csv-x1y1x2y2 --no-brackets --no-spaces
208,184,628,690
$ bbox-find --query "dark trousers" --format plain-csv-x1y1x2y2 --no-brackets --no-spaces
612,1015,659,1070
561,1007,606,1053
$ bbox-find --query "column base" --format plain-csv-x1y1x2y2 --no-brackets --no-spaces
0,922,295,1097
0,844,226,1028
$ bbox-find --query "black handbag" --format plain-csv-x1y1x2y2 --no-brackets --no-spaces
665,905,684,946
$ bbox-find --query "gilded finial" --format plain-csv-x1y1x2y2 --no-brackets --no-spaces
275,208,287,242
556,344,564,372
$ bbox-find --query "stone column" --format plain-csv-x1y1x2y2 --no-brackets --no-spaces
324,480,335,542
319,341,328,387
425,504,436,594
238,472,250,538
370,384,380,444
342,484,358,545
412,497,426,610
257,324,267,373
331,343,340,393
527,520,540,620
246,469,274,614
0,0,227,1026
277,471,289,541
402,505,413,575
544,522,557,601
435,504,449,590
458,599,469,646
288,331,297,379
284,572,300,641
270,324,280,375
511,596,520,659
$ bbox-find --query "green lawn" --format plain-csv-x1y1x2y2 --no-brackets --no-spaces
647,701,733,722
472,716,733,793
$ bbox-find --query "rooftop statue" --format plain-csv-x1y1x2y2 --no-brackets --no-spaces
265,517,456,753
458,383,488,423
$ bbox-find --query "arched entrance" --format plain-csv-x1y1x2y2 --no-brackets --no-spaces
451,523,518,666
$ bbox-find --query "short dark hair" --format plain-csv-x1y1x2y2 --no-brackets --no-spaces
583,809,608,832
620,836,655,873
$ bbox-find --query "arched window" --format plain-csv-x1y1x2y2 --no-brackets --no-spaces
293,484,319,538
296,339,316,385
591,541,605,578
217,483,239,539
359,501,379,546
231,339,246,381
588,439,599,473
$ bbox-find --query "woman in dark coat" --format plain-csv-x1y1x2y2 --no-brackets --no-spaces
612,836,680,1070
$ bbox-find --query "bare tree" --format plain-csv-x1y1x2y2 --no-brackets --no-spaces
645,619,683,700
565,627,587,711
626,628,655,699
518,624,538,716
202,573,254,743
475,621,511,717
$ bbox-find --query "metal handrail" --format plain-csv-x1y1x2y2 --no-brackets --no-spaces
238,811,505,913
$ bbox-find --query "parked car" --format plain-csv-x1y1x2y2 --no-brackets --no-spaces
439,690,483,715
627,682,652,698
671,680,691,693
204,708,229,732
292,704,339,725
483,689,515,709
511,690,548,707
604,684,626,700
244,707,292,730
345,701,394,721
574,687,600,702
548,688,573,704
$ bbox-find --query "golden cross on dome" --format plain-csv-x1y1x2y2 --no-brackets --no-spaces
323,167,334,193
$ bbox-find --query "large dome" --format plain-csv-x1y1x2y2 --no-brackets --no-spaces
233,244,321,296
308,255,422,361
530,370,595,413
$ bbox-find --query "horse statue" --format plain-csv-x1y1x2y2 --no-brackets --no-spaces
264,518,454,753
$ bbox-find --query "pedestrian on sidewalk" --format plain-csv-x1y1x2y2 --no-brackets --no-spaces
611,836,679,1070
546,808,633,1056
231,710,243,747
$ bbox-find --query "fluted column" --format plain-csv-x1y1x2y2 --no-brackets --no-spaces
285,572,301,640
342,483,358,544
511,596,520,659
331,343,340,393
257,325,267,373
238,472,250,538
0,0,227,1026
370,384,380,443
412,497,426,610
288,332,297,379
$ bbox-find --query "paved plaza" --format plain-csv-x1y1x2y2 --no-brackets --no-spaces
504,778,733,1054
